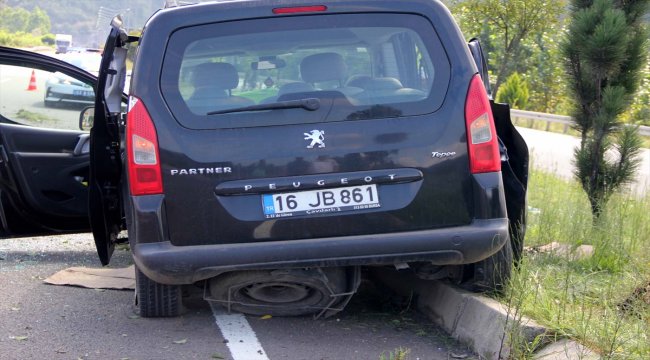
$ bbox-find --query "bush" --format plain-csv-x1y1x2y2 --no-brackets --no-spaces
41,33,55,46
0,30,48,47
496,72,529,109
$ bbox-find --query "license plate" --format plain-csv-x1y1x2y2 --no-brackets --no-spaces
262,184,380,218
73,90,94,97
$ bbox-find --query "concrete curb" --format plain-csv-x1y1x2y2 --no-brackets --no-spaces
533,339,598,360
371,268,598,360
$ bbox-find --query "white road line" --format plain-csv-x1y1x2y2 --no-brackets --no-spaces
211,303,269,360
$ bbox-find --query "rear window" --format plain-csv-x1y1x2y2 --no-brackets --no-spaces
160,13,450,129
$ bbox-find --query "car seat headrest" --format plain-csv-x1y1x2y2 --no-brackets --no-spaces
365,77,404,91
278,82,315,96
193,62,239,90
300,52,347,84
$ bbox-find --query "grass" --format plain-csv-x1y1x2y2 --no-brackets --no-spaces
379,347,411,360
16,109,57,123
503,169,650,359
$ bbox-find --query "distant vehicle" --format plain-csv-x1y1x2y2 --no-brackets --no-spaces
44,52,100,107
55,34,72,54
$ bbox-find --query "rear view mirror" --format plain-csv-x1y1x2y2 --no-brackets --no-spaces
251,57,286,70
79,106,94,130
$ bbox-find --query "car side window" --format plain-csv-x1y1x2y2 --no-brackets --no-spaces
0,64,94,131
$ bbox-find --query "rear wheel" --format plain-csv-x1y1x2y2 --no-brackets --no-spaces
209,268,352,317
135,265,182,317
466,238,513,294
44,89,56,108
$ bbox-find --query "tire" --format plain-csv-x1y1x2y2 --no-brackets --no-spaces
466,238,513,294
209,268,349,317
44,89,56,108
135,265,182,317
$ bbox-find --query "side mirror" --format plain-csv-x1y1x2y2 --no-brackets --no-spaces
79,106,94,131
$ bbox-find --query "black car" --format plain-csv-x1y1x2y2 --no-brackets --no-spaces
0,0,528,318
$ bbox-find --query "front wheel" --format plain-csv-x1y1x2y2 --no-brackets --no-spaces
135,265,182,317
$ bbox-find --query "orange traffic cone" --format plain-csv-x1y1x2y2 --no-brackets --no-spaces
26,70,37,91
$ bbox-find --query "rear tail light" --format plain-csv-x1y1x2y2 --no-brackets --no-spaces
465,74,501,174
127,96,163,195
272,5,327,14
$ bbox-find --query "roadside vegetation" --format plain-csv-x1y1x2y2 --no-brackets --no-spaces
451,3,650,353
563,0,648,219
0,3,52,47
504,168,650,359
451,0,650,126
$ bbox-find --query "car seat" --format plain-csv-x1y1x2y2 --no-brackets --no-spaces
186,62,253,114
299,52,362,97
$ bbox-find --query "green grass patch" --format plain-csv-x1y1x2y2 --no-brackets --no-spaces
503,169,650,358
379,347,411,360
16,109,57,123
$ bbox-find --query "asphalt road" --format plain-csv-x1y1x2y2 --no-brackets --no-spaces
517,126,650,196
0,234,475,360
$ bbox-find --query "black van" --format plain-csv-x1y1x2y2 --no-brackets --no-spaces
0,0,528,318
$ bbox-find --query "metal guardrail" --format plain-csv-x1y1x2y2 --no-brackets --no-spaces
510,109,650,137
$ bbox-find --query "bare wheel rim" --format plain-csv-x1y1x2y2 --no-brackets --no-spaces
243,282,313,304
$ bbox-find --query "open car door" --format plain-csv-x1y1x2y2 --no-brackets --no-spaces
468,38,529,263
0,47,99,238
0,17,131,267
89,17,134,265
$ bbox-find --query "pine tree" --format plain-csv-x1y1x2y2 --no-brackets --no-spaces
496,72,529,109
563,0,649,218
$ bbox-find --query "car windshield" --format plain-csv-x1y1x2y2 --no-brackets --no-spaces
58,53,101,73
160,13,450,129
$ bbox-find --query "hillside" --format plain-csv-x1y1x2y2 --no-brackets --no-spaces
5,0,160,47
5,0,649,48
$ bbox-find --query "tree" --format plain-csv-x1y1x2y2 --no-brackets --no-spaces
626,59,650,125
27,6,50,35
451,0,565,97
0,5,49,34
496,72,529,109
0,6,30,32
523,32,571,114
563,0,649,218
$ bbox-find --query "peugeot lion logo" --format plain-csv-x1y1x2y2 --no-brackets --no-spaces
304,130,325,149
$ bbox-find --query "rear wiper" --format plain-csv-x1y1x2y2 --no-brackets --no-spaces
207,98,320,115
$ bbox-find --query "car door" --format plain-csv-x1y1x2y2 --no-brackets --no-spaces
0,47,97,237
88,18,132,265
468,38,529,263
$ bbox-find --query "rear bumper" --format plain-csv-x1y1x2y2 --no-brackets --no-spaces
132,216,508,284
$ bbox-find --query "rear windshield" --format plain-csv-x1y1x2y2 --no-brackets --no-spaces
160,13,450,129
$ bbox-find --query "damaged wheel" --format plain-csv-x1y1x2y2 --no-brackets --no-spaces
209,267,359,317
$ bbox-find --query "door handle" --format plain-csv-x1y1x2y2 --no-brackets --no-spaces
73,134,91,156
